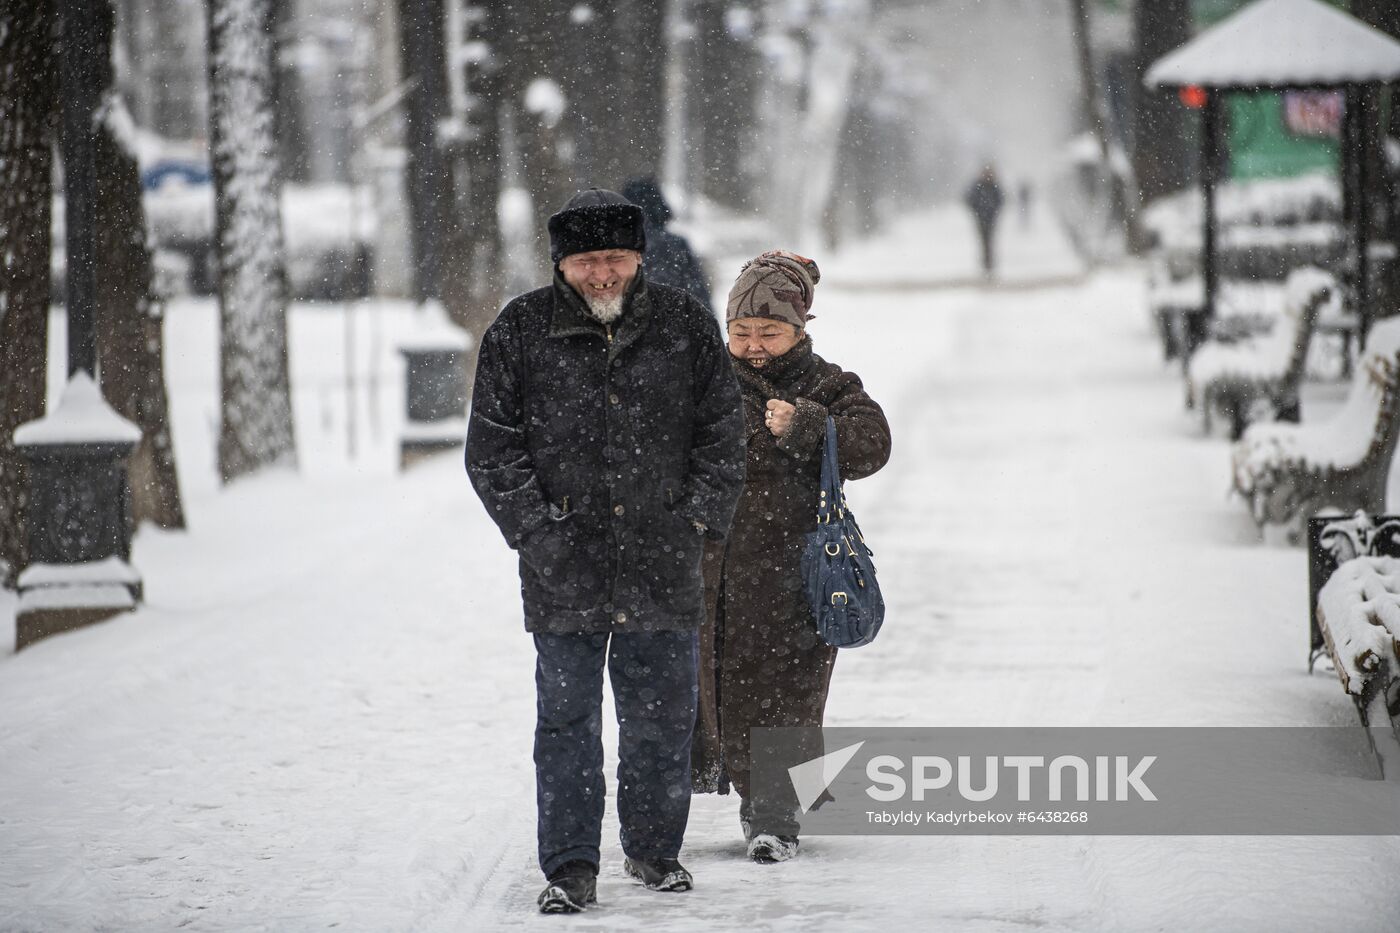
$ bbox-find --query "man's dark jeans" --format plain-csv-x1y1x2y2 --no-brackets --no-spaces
534,631,698,877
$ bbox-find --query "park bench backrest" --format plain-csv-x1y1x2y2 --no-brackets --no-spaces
1187,267,1332,387
1277,268,1336,384
1323,314,1400,478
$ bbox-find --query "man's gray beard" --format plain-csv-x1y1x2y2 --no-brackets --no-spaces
584,293,625,324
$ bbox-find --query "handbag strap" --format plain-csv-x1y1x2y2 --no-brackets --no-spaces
816,416,844,524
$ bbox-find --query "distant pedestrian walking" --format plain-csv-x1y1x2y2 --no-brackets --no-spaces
465,188,746,914
622,176,713,309
965,164,1005,276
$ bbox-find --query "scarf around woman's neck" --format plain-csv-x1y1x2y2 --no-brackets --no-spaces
731,335,815,404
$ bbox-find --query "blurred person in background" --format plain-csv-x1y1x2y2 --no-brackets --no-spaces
622,176,713,309
965,164,1005,276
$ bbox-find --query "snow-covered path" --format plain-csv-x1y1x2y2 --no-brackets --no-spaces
3,209,1399,931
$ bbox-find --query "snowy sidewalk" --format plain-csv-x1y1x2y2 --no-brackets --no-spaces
818,202,1086,292
3,213,1399,930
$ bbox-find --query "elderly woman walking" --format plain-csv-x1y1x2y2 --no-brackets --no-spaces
692,250,891,862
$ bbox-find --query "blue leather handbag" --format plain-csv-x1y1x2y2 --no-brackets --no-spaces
801,416,884,648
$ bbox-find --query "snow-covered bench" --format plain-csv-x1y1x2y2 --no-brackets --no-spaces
1143,175,1344,361
1186,268,1337,440
1160,223,1346,284
1232,314,1400,536
1308,513,1400,778
1148,275,1295,362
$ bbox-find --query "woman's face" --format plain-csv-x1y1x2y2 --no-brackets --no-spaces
727,317,803,368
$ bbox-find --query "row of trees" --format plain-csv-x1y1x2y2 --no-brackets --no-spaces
0,0,306,583
1,0,187,586
1,0,921,586
398,0,912,357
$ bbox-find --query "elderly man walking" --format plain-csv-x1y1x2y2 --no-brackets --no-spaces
466,188,746,914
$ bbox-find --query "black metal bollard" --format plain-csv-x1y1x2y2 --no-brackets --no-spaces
13,373,143,650
398,302,471,469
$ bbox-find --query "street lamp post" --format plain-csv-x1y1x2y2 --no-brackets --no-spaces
63,0,99,378
12,0,143,650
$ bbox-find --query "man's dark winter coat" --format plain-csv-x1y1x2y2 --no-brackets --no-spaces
622,177,713,309
691,337,891,798
466,272,746,634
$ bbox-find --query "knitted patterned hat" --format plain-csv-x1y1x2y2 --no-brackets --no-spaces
725,249,821,328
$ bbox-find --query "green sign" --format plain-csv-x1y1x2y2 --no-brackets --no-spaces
1228,94,1339,180
1192,0,1345,180
1192,0,1344,26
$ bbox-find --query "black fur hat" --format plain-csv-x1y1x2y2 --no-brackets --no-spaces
547,188,647,263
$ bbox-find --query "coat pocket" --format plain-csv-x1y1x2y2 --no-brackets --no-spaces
520,511,604,611
646,478,703,610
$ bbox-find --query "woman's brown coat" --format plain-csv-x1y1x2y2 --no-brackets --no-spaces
692,336,891,802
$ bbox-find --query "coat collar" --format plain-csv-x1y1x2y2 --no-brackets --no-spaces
549,270,653,355
731,334,815,399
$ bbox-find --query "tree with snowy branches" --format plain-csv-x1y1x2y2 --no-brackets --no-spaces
206,0,297,483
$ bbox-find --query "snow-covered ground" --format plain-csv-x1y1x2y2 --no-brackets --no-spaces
818,200,1086,290
2,207,1398,932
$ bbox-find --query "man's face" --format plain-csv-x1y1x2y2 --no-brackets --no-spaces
727,317,803,368
559,249,642,303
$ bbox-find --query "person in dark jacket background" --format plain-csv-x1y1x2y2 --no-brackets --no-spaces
465,188,745,913
964,164,1005,276
691,250,891,864
622,176,713,309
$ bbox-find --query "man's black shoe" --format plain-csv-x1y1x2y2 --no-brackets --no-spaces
538,860,598,914
622,856,693,892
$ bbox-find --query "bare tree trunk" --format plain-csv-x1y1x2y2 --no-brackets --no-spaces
457,1,505,379
1353,0,1400,314
92,0,185,529
554,0,665,189
794,11,860,252
1130,0,1192,204
0,0,57,585
207,0,297,483
611,0,665,185
1070,0,1146,254
501,2,571,276
692,0,759,211
273,0,313,185
398,0,449,304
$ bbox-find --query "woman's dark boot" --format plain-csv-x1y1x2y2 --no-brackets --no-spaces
747,833,799,863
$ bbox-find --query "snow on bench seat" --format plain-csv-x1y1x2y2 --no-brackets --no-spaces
1186,268,1336,439
1317,556,1400,700
1148,274,1303,362
1315,552,1400,778
1232,315,1400,533
1143,172,1340,248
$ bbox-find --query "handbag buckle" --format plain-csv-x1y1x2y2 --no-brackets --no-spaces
824,543,841,556
831,592,848,605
